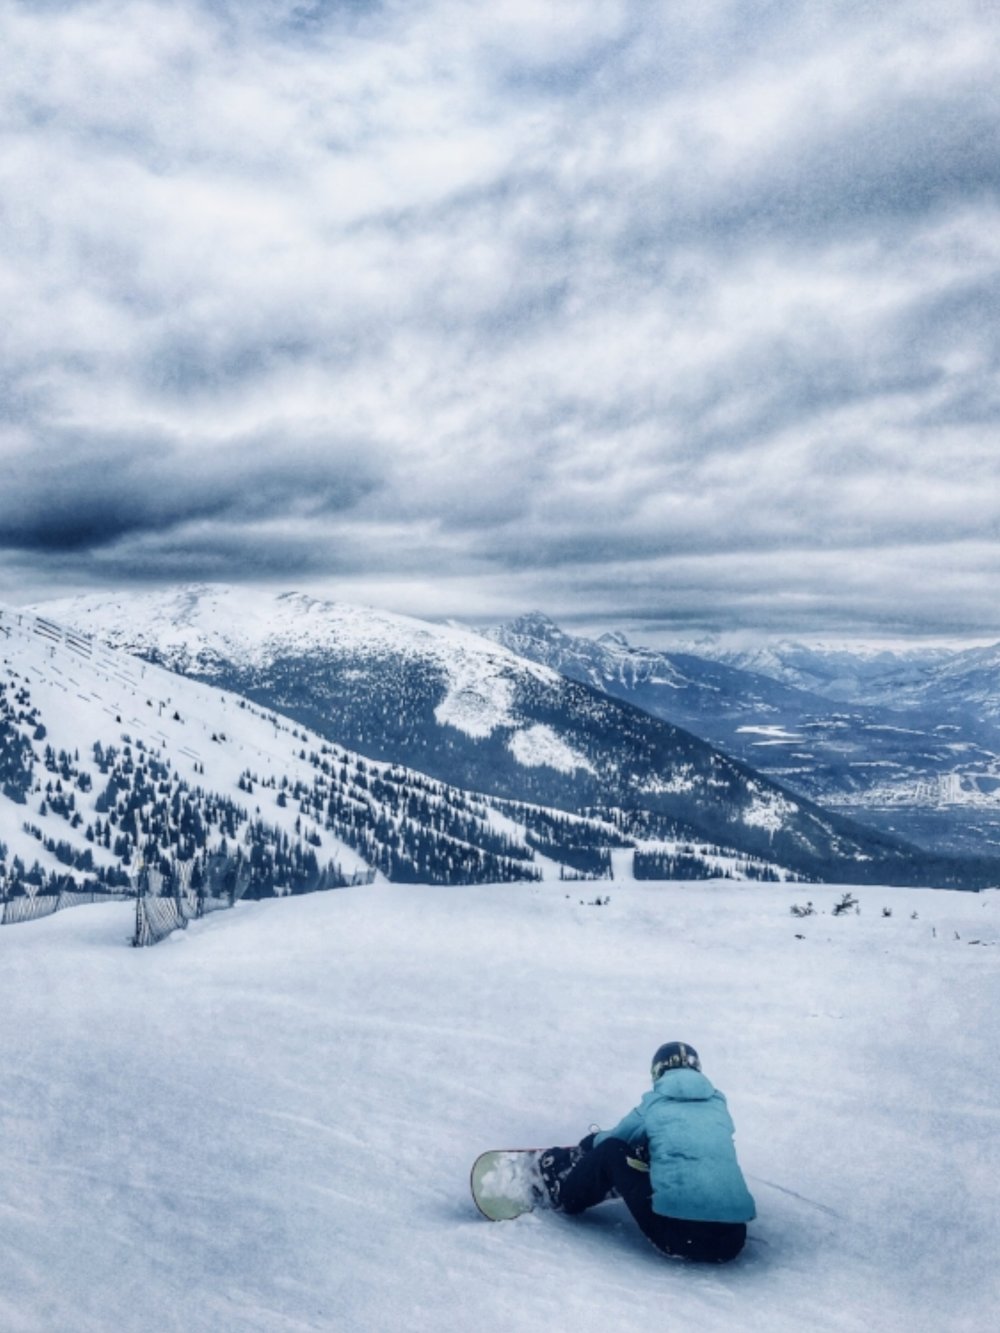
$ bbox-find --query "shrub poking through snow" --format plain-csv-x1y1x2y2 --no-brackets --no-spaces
832,891,860,916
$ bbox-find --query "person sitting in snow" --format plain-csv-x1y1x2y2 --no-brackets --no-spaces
539,1041,755,1263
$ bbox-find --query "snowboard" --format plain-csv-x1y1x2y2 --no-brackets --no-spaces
471,1148,557,1221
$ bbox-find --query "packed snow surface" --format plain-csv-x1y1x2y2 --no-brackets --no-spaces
3,881,998,1331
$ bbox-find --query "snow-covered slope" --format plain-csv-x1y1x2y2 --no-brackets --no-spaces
2,603,824,893
0,606,590,892
2,879,997,1331
0,604,358,890
29,585,972,887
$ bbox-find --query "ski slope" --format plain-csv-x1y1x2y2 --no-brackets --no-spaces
2,880,998,1332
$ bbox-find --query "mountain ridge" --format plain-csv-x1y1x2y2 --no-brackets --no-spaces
25,585,999,888
0,601,837,898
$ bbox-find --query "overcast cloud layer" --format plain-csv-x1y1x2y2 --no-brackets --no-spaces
2,0,999,641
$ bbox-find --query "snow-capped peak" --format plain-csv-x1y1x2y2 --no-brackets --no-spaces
30,584,568,742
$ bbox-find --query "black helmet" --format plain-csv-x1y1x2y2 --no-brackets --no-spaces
651,1041,701,1079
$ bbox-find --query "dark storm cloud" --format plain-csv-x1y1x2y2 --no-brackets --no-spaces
1,431,381,554
1,0,999,637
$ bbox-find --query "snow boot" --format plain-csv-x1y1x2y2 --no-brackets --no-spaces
538,1145,585,1210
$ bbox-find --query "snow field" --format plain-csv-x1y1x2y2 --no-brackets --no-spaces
1,880,998,1332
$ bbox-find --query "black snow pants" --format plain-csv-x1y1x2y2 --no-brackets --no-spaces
559,1137,746,1263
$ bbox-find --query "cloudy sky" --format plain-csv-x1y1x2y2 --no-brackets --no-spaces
2,0,999,643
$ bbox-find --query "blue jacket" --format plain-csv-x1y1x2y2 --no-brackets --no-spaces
594,1068,756,1223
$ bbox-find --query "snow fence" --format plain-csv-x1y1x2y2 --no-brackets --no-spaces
1,884,130,928
131,861,235,947
131,858,375,946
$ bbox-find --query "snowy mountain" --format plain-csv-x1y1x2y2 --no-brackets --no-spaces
2,602,668,898
486,612,868,741
864,640,1000,723
486,614,1000,859
5,879,999,1331
682,634,1000,728
681,637,961,704
24,586,996,887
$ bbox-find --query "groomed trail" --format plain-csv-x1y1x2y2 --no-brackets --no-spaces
2,880,998,1332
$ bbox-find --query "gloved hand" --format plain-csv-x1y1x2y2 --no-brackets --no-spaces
578,1131,597,1153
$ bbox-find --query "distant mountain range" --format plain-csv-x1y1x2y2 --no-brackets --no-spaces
484,614,1000,857
682,635,1000,723
24,585,1000,887
678,638,959,704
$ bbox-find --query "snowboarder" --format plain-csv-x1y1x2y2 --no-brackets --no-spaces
538,1041,755,1262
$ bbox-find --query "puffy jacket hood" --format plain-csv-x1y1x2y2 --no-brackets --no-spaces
652,1068,717,1102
